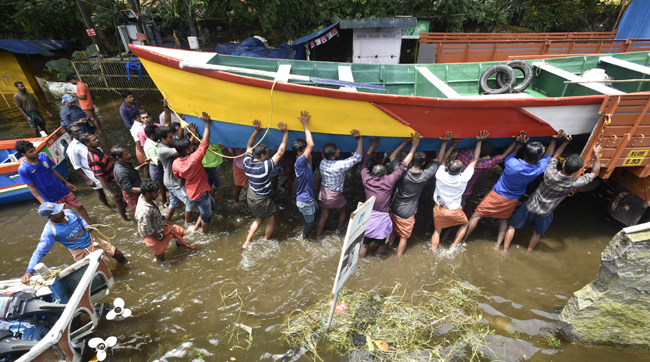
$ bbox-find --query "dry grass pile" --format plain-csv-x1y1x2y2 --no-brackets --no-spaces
283,280,491,361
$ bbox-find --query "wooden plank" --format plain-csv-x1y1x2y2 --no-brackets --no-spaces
274,64,292,83
415,67,460,98
600,56,650,76
337,66,357,92
532,62,625,95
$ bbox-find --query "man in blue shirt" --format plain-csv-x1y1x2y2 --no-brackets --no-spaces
59,94,94,134
16,140,92,223
242,118,289,249
119,91,141,129
21,203,126,285
292,110,320,240
462,130,564,248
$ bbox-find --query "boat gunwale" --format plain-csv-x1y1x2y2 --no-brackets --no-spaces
130,45,607,109
0,126,67,174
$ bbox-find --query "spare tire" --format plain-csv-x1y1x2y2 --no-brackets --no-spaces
480,65,517,94
496,60,533,93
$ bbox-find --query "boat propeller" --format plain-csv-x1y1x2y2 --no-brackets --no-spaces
106,298,132,320
88,336,117,361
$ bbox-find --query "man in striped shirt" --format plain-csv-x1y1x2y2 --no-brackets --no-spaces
82,133,129,221
242,119,289,249
503,138,601,252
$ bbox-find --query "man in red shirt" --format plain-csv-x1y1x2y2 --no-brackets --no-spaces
67,75,104,133
172,112,214,233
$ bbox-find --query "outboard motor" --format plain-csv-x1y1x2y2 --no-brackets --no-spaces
0,290,65,322
0,329,39,362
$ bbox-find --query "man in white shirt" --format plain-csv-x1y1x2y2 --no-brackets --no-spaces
65,124,109,207
432,130,489,254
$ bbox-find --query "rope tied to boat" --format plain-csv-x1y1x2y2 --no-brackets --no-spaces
162,79,283,159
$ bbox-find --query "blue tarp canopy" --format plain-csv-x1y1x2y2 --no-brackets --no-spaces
616,1,650,39
215,37,304,60
293,21,340,46
0,39,74,56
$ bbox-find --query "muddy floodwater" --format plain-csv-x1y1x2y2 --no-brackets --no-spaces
1,95,649,362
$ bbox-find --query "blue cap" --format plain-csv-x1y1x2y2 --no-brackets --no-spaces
61,94,74,104
38,202,65,217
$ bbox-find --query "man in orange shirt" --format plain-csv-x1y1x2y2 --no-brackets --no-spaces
67,75,104,133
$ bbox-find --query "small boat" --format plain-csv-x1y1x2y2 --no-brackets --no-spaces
130,44,650,152
0,127,72,204
0,251,114,362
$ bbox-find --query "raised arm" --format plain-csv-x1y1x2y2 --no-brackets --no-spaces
246,119,263,154
272,121,289,165
469,130,489,169
512,131,529,155
298,110,314,159
389,137,411,162
502,131,526,158
351,129,363,156
163,98,172,127
552,134,572,159
444,138,461,161
402,133,421,166
201,111,211,146
545,129,564,157
436,131,453,164
590,144,602,178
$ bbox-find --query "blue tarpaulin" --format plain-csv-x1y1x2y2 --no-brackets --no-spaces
0,39,74,56
215,37,303,59
616,1,650,39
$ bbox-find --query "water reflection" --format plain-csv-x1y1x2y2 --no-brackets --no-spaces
0,95,646,361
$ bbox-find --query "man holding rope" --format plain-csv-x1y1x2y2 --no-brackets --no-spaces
21,202,126,285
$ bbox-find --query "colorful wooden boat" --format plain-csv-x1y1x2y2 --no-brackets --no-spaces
1,251,114,362
0,127,71,204
130,45,650,153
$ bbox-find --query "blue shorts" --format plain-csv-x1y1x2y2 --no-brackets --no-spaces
168,187,194,212
205,167,221,189
194,191,216,223
508,203,553,235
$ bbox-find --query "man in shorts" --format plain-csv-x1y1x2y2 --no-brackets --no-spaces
173,112,216,234
157,126,195,224
82,133,129,221
292,110,319,240
463,130,565,247
21,202,126,285
242,119,290,248
503,139,601,252
203,141,226,199
67,75,104,133
65,124,109,207
360,133,420,258
389,133,457,257
13,81,51,137
432,131,489,254
315,129,364,238
15,140,92,223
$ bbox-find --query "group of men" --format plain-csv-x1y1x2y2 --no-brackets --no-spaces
13,80,602,283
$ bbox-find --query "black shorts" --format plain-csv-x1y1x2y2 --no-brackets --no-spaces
363,237,386,246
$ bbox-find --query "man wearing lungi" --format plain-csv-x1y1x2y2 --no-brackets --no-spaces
359,134,420,257
242,119,290,249
502,139,601,252
389,132,457,257
432,131,489,254
135,179,194,263
21,202,126,285
315,130,364,238
463,130,564,247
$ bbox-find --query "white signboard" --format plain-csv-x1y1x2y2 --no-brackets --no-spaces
352,27,402,64
331,196,375,294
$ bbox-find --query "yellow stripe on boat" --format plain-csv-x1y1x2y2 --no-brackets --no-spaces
141,59,416,137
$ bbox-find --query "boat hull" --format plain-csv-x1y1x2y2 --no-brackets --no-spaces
132,45,608,152
0,127,72,205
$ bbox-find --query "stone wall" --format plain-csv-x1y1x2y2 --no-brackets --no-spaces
559,227,650,349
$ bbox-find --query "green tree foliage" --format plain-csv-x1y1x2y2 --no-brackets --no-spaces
2,0,85,41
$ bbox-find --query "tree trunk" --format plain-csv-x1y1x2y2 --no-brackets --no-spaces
181,0,198,38
75,0,106,57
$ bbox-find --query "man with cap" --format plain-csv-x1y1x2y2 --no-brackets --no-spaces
21,203,126,285
60,94,94,134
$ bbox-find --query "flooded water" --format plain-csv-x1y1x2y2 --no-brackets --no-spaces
1,94,649,361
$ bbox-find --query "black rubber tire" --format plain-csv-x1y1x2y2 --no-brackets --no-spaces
496,60,534,93
479,65,516,95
